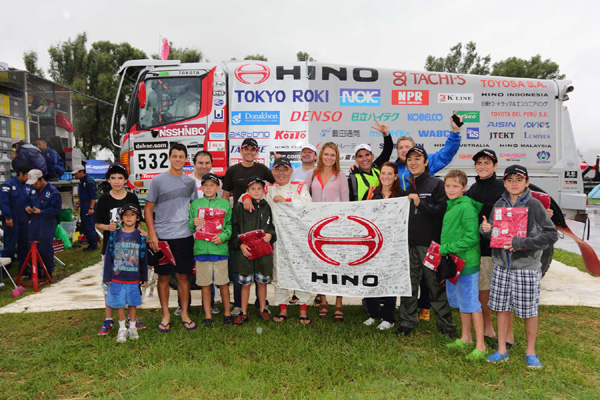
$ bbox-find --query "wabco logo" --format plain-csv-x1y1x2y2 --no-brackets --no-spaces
308,216,383,266
454,111,480,123
229,131,270,139
231,111,280,126
275,130,306,140
524,122,550,129
234,63,270,84
158,124,206,138
466,127,479,139
339,89,380,106
392,90,429,105
438,93,474,104
407,113,443,122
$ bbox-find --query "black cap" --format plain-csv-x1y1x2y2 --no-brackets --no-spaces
406,145,428,160
119,203,140,217
105,163,129,180
201,172,221,185
241,138,259,149
503,164,529,180
473,148,498,164
272,157,292,169
246,175,265,187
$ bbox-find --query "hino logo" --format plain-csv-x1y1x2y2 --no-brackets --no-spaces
234,63,271,84
276,65,379,82
308,216,383,266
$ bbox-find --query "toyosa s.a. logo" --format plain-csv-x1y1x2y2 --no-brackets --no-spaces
308,216,383,266
234,63,271,84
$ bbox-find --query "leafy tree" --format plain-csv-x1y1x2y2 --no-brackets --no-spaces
297,51,316,62
23,50,44,77
425,41,491,75
151,44,204,63
244,54,268,61
492,55,565,79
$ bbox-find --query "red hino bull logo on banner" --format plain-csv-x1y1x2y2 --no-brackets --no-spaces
158,124,206,138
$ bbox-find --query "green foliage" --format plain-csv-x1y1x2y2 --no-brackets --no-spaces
244,54,268,61
22,50,44,77
297,51,316,62
492,55,565,79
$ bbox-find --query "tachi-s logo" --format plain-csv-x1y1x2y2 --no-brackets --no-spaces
308,216,383,266
234,63,271,84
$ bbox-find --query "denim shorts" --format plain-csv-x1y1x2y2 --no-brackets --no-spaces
446,272,482,313
237,272,271,286
106,282,142,309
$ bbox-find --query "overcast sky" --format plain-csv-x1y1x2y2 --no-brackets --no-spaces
2,0,599,161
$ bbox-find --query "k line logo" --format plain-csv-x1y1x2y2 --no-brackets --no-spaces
391,90,429,105
339,89,381,106
438,93,474,104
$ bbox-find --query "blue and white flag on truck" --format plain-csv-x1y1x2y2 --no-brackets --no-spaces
272,197,410,297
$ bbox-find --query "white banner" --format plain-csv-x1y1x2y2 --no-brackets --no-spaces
272,197,410,297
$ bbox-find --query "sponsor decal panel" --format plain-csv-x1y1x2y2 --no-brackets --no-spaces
407,113,443,122
391,90,429,105
466,127,479,139
392,71,466,86
438,93,474,104
234,63,271,84
229,131,270,139
290,111,342,122
231,111,280,125
537,151,551,164
339,89,381,106
454,110,480,123
157,124,206,138
480,79,547,89
210,132,226,140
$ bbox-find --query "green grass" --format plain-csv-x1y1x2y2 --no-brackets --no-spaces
587,198,600,203
553,248,589,275
0,305,599,399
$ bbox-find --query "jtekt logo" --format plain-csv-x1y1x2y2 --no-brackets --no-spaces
340,89,381,106
392,90,429,105
234,63,271,84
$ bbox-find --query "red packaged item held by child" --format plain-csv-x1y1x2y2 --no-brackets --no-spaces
531,191,551,210
195,207,225,241
490,207,529,248
157,241,176,266
447,254,465,285
423,241,441,270
238,229,273,260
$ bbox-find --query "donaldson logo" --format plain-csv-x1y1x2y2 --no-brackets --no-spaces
158,124,206,138
466,127,479,139
340,89,380,106
231,111,280,126
454,111,480,123
537,151,551,164
438,93,474,104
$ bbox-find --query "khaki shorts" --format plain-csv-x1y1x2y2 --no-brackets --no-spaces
195,260,229,287
478,256,494,291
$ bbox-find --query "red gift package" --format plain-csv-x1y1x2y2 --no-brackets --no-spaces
531,191,551,210
157,241,176,266
238,229,273,260
195,207,226,241
423,241,441,270
447,254,465,285
490,207,529,248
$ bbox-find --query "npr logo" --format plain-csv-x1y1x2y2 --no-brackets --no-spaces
392,90,429,105
340,89,381,106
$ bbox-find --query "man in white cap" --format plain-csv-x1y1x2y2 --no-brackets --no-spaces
25,169,62,277
291,144,318,182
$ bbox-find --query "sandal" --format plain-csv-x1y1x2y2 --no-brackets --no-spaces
289,295,299,304
157,322,171,333
313,294,322,305
182,320,197,331
299,316,312,325
333,306,344,323
319,303,328,318
274,314,288,323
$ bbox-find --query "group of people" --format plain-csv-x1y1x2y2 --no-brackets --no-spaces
99,115,559,368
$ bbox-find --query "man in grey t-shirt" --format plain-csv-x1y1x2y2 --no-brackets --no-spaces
145,143,198,332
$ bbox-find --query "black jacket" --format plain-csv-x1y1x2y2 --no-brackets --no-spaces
465,173,505,257
406,172,447,247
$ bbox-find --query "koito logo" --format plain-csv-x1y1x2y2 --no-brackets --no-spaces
274,130,306,140
308,216,383,266
234,63,271,84
392,90,429,105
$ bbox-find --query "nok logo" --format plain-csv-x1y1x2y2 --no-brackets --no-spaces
308,216,383,266
234,63,271,84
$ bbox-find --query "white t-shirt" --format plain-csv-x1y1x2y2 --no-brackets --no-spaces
291,167,315,182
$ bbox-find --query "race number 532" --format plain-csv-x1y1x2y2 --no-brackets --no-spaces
133,141,170,172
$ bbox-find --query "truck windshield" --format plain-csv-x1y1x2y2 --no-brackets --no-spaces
138,76,202,129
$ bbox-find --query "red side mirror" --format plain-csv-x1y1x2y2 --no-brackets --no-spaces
137,82,147,109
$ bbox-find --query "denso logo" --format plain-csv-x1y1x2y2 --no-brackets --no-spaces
466,127,479,139
274,130,306,140
290,111,342,122
158,124,206,138
339,89,380,106
524,122,550,129
393,71,466,86
392,90,429,105
481,79,547,89
407,113,443,122
488,122,516,128
438,93,474,104
230,145,268,153
231,111,280,126
229,131,270,139
234,63,271,84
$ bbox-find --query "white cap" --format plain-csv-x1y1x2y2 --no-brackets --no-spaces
301,143,318,153
26,169,43,185
71,164,85,174
354,144,372,155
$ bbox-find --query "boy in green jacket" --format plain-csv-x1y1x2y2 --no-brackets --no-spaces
189,173,233,327
440,170,486,360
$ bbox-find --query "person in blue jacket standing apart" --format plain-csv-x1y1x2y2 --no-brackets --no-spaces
0,164,32,268
25,169,62,277
73,164,98,251
36,138,65,180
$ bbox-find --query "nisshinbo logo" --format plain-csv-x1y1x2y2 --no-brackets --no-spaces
231,111,280,126
340,89,380,106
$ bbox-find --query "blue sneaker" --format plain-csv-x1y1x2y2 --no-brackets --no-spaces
525,355,543,368
97,319,114,336
486,351,509,363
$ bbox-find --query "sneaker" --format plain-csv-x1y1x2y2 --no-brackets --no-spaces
395,326,413,336
260,309,271,322
418,308,430,321
233,313,248,326
127,316,147,330
174,307,182,317
97,319,114,336
378,321,395,331
525,355,543,368
223,315,234,325
211,306,221,315
116,328,127,343
126,326,139,340
363,317,376,326
486,351,509,363
202,319,213,328
467,349,487,360
445,339,468,349
231,306,242,316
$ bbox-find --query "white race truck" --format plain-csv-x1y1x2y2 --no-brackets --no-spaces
111,60,586,220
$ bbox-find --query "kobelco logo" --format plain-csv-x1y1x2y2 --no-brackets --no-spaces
308,216,383,266
234,63,271,84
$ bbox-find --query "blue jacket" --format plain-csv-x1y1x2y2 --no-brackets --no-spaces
78,174,97,203
395,132,461,191
12,143,47,176
28,182,61,219
0,177,30,223
43,147,65,179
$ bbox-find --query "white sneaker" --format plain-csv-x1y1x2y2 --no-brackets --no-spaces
174,307,182,316
378,321,395,330
127,325,139,340
211,306,221,315
231,306,242,316
364,317,376,326
116,328,127,343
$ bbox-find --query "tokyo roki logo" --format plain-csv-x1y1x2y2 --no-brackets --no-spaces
234,63,271,84
308,216,383,266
